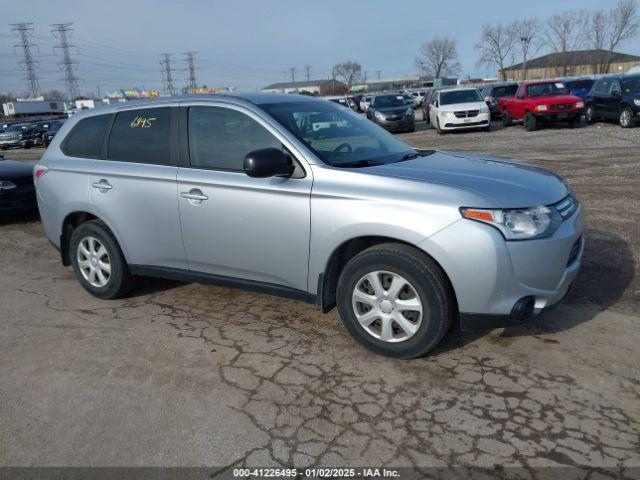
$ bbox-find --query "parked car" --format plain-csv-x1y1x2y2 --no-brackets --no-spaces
366,93,415,132
481,82,518,118
0,156,37,213
0,123,29,150
359,95,373,112
499,81,584,131
585,74,640,128
564,78,595,100
35,93,584,358
429,88,491,133
352,94,364,112
421,89,437,123
43,120,65,147
408,91,427,107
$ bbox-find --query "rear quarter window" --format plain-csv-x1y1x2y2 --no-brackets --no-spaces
62,114,112,159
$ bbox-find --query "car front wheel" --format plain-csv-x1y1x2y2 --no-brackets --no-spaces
620,107,635,128
585,105,596,123
524,111,538,131
336,243,455,358
70,220,135,299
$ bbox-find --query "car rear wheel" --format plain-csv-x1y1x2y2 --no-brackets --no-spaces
524,111,538,131
619,107,634,128
568,116,581,128
585,105,596,124
70,220,135,299
336,243,455,358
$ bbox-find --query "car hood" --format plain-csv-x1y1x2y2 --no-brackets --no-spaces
362,151,568,208
439,101,486,112
0,159,34,180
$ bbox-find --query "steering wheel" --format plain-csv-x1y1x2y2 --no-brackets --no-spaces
333,142,352,155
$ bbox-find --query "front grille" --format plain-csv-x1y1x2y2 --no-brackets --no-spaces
567,236,582,267
454,110,479,118
550,103,573,111
553,194,578,219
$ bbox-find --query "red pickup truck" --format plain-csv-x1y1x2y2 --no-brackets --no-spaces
499,80,585,131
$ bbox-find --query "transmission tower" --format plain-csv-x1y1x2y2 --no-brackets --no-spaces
289,67,296,83
51,23,80,100
184,51,198,92
160,53,176,96
304,65,311,81
10,23,40,98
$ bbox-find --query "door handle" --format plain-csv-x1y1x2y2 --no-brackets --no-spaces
91,179,112,191
180,189,208,203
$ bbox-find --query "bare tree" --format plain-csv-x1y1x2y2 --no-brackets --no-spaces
513,19,543,80
588,0,640,72
544,10,590,53
333,61,362,93
475,23,517,80
44,89,66,101
415,36,460,79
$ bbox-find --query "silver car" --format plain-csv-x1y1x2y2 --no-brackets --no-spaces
35,93,584,358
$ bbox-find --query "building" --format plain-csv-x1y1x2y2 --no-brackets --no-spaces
2,99,71,118
500,49,640,81
262,79,347,96
352,76,457,93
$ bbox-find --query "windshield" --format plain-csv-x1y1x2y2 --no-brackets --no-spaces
622,76,640,94
493,85,518,97
566,80,594,90
6,125,25,132
527,82,568,96
261,101,420,167
440,89,482,105
374,95,407,108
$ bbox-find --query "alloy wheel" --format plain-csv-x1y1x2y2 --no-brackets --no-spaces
620,109,631,127
77,236,111,288
351,270,424,343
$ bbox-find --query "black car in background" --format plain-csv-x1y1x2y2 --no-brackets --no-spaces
481,82,518,118
586,75,640,128
43,120,65,147
366,93,415,132
564,78,595,100
0,156,36,214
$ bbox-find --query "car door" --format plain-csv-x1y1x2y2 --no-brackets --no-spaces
606,80,622,119
87,105,186,270
592,78,611,118
176,102,312,291
513,85,526,119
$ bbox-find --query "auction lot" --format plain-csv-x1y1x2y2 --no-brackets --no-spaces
1,120,639,470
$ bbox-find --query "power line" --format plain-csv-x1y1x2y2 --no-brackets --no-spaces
184,51,198,91
159,53,176,96
10,22,41,98
51,23,80,99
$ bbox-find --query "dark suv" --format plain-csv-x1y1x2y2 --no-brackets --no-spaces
585,75,640,128
481,83,518,118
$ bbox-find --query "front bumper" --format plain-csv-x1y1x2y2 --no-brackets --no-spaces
0,139,21,148
535,109,583,120
418,205,585,330
440,112,490,130
374,115,415,131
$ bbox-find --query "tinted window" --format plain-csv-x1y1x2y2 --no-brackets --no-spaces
622,76,640,94
188,106,281,171
594,79,612,94
374,95,407,107
527,82,568,96
63,114,111,159
440,89,482,105
107,108,172,165
493,85,518,97
566,80,594,90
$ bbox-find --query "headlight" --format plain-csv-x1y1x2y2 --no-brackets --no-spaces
480,104,489,113
575,101,584,108
460,205,562,240
634,99,640,107
0,180,17,191
440,111,452,118
374,111,385,120
535,105,548,112
405,107,414,116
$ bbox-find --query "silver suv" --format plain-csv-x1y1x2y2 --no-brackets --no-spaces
35,93,584,358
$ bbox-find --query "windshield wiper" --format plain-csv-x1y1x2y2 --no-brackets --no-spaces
399,152,423,162
336,159,381,168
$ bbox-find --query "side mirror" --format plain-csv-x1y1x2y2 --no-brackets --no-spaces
612,90,621,97
243,148,294,178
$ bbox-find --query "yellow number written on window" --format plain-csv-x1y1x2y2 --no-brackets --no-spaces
130,116,156,128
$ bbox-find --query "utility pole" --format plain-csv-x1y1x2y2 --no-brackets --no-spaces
160,53,176,96
97,84,101,99
520,36,531,81
10,23,40,98
289,67,296,84
376,70,382,80
304,65,311,81
363,70,368,83
51,23,80,100
184,51,198,92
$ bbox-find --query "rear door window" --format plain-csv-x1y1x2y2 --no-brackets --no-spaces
107,108,173,165
62,114,112,159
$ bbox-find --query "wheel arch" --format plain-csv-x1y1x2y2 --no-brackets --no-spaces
318,235,458,315
60,211,122,266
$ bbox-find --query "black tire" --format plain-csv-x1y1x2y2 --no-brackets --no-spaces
619,107,635,128
336,243,455,358
69,220,135,299
568,116,581,128
502,110,512,127
436,118,444,135
524,111,538,131
585,105,596,124
406,126,416,133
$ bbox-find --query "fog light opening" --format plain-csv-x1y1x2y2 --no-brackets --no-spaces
511,296,535,321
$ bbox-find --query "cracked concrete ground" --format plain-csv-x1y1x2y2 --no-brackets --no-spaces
0,121,639,470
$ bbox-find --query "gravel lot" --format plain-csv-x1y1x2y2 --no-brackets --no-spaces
1,120,639,472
